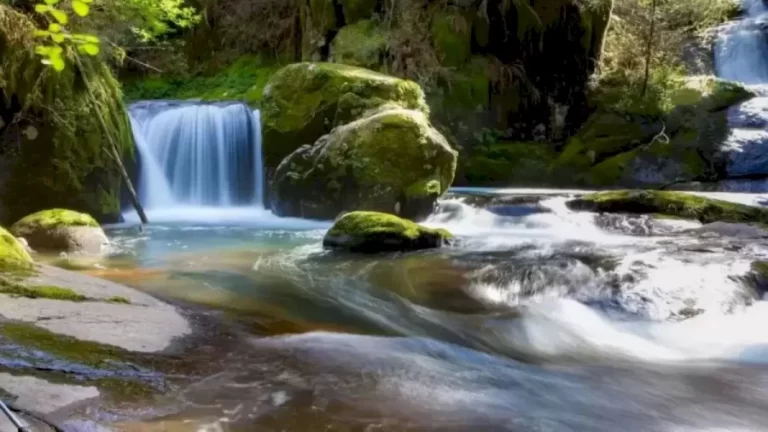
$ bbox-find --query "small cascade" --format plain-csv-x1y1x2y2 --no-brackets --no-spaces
714,0,768,191
128,101,264,210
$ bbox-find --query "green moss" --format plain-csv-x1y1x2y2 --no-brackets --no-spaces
0,227,34,276
431,11,472,68
331,20,388,70
122,56,279,107
261,62,429,169
339,0,378,24
94,377,156,402
271,108,458,220
11,209,99,233
0,323,129,368
405,179,442,198
0,280,87,302
324,211,452,252
586,148,639,186
465,141,557,185
0,6,133,225
567,190,768,224
752,261,768,278
670,76,754,112
106,296,131,304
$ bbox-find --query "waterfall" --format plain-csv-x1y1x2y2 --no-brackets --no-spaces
128,101,264,210
713,0,768,191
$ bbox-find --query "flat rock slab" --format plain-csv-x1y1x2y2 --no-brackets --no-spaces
0,265,191,353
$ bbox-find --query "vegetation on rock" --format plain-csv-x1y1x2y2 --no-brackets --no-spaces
0,5,133,224
122,55,278,106
0,226,34,275
323,211,453,253
261,62,429,170
10,209,107,255
567,190,768,224
0,279,87,302
272,108,457,220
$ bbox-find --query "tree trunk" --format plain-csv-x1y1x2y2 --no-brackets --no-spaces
74,55,149,225
641,0,657,98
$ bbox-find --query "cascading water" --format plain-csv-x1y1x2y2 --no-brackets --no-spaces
714,0,768,190
127,101,264,212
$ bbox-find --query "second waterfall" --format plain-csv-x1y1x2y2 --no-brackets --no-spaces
128,101,264,210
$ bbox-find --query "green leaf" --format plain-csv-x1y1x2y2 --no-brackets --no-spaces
50,54,65,72
51,33,65,43
49,9,69,24
80,43,100,56
34,4,50,13
77,34,99,43
35,46,52,55
44,0,60,4
48,23,61,33
34,30,51,38
72,1,89,17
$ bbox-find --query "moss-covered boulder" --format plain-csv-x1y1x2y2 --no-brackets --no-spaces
330,20,388,70
261,62,429,170
552,76,754,188
323,211,453,253
272,108,457,220
0,6,132,225
0,226,34,274
10,209,109,255
566,190,768,224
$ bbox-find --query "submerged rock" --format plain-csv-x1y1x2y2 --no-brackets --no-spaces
323,211,452,253
272,108,458,220
10,209,109,255
261,62,428,170
567,190,768,224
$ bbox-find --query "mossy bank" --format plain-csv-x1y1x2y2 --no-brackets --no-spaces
0,6,133,225
567,190,768,224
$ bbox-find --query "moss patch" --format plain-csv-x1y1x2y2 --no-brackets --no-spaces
0,323,131,368
465,142,557,185
11,209,99,232
0,6,133,225
567,190,768,224
122,56,279,107
261,62,429,169
0,227,34,276
271,108,458,220
106,296,131,304
431,11,472,68
323,211,452,253
0,280,86,302
331,20,388,70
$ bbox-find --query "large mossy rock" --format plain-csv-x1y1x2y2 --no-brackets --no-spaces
0,6,132,225
261,62,428,170
553,76,754,187
465,142,558,186
567,190,768,224
10,209,109,256
0,226,34,274
330,20,388,70
323,211,452,253
272,108,458,220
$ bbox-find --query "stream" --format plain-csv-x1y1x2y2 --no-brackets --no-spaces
51,188,768,431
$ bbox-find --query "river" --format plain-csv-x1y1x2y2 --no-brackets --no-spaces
47,188,768,431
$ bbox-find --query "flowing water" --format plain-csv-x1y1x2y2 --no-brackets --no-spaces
54,188,768,431
714,0,768,191
83,12,768,427
128,101,264,208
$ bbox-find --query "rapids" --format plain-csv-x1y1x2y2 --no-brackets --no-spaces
63,188,768,431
